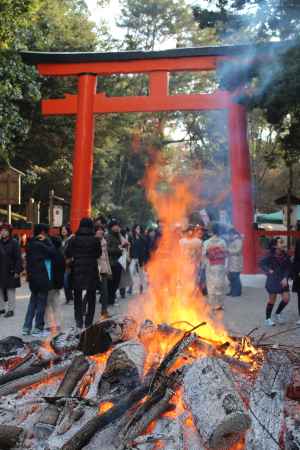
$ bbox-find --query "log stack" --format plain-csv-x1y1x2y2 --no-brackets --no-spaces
0,322,298,450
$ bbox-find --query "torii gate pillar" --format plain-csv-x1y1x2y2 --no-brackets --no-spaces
228,102,255,274
71,74,97,231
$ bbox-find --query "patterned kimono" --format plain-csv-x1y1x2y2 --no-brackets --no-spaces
202,235,227,309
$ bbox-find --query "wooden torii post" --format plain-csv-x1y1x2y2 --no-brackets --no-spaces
21,45,277,274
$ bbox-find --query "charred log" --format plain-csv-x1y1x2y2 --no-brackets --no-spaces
0,361,71,397
0,424,27,450
184,357,251,449
246,351,292,450
37,354,89,428
78,317,138,356
60,382,150,450
98,340,145,399
0,355,61,386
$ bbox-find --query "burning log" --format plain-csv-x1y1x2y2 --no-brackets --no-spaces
60,382,150,450
116,388,175,450
98,340,145,399
56,400,85,435
131,417,185,450
0,424,27,450
37,354,89,429
149,330,199,393
245,351,292,450
0,336,26,357
183,357,251,449
0,354,61,386
115,368,184,450
51,329,80,354
78,317,138,356
0,361,71,397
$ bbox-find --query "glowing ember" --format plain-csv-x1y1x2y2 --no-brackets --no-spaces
98,401,113,414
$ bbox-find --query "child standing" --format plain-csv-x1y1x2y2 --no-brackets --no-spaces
260,237,291,326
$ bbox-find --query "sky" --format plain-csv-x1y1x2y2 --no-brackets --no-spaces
86,0,120,34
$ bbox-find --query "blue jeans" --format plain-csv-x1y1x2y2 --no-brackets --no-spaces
23,291,48,331
228,272,242,296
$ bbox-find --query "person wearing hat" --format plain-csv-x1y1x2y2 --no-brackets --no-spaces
65,218,101,330
107,219,125,305
0,224,22,317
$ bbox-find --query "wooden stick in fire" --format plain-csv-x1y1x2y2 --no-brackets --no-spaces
37,354,89,429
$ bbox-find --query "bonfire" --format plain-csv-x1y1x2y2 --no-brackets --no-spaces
0,158,299,450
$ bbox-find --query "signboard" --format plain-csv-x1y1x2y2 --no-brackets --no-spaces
0,167,22,205
53,205,63,227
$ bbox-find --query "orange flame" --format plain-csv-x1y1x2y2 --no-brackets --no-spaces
129,154,229,350
98,401,113,414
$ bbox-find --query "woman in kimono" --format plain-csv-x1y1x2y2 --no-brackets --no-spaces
202,223,228,311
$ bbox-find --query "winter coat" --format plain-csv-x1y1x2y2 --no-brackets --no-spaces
292,259,300,292
26,237,56,293
145,234,159,263
0,238,22,289
65,226,101,290
129,235,147,266
227,236,243,273
52,248,65,290
260,252,291,294
107,231,122,267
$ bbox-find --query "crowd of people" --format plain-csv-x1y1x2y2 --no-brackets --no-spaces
0,217,299,336
19,217,160,336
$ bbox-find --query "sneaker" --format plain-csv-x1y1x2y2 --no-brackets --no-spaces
41,330,51,337
296,319,300,326
275,314,285,324
0,310,5,315
4,311,14,318
22,327,31,336
265,318,275,327
32,328,43,337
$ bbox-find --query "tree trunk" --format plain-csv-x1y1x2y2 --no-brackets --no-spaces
183,357,251,449
37,354,89,428
0,424,26,449
98,340,145,399
245,351,292,450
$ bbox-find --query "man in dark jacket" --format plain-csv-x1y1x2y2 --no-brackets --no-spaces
0,224,22,317
65,218,101,330
23,224,56,336
107,219,124,305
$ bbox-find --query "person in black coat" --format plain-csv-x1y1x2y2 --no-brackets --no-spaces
292,239,300,325
0,224,22,317
65,218,101,330
260,237,291,326
23,223,56,336
129,224,147,294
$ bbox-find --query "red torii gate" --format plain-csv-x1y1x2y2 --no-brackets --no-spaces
21,45,272,274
